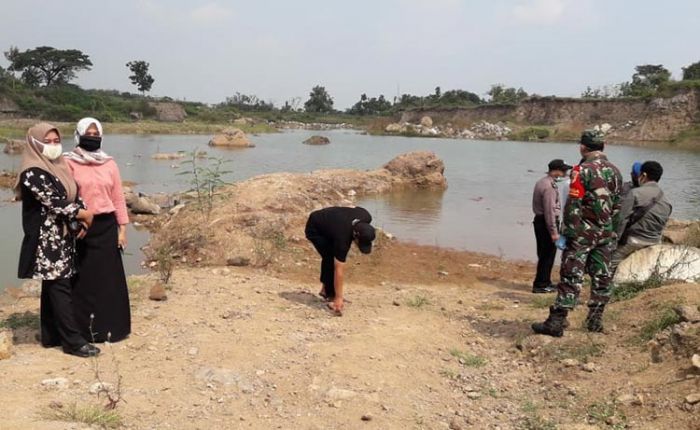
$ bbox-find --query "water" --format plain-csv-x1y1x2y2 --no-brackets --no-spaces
1,129,699,291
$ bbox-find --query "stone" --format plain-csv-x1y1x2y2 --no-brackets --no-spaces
20,280,41,298
0,330,13,360
151,152,185,160
581,362,597,372
129,195,161,215
149,283,168,301
209,128,254,148
129,111,142,121
195,367,255,393
303,135,330,145
616,394,636,405
89,382,114,395
420,116,433,127
361,414,373,422
385,123,402,133
692,354,700,369
169,204,186,216
3,138,24,155
188,347,199,356
326,388,357,401
613,245,700,284
227,257,251,267
149,102,187,122
41,377,69,390
233,117,254,126
449,418,463,430
685,393,700,405
561,359,580,368
675,305,700,323
383,151,447,188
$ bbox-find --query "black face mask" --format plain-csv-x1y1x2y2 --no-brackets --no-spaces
78,135,102,152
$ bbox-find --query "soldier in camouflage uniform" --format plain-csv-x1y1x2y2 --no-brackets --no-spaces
532,130,623,337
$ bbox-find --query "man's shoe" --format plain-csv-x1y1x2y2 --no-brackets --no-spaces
585,305,605,333
67,344,101,358
532,284,557,294
532,306,569,337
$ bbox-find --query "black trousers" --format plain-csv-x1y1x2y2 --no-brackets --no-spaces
41,278,87,352
305,220,336,299
533,215,557,289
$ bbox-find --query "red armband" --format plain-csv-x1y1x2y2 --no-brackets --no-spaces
569,165,584,199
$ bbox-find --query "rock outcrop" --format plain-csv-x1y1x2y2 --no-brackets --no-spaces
0,329,12,360
149,102,187,122
151,152,447,265
614,244,700,284
3,139,24,155
303,135,330,145
209,128,254,148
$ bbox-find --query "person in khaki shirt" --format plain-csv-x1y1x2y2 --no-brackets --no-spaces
531,159,571,293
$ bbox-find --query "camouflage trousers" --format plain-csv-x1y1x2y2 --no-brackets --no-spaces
554,235,616,310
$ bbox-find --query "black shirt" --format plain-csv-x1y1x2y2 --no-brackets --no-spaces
307,206,372,262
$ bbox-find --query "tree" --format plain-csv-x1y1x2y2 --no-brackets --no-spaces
304,85,334,113
621,64,671,97
487,84,528,104
682,61,700,81
4,46,92,87
347,93,392,115
126,60,155,95
220,92,273,111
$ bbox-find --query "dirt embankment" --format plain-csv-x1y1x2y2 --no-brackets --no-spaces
150,151,447,266
399,90,700,146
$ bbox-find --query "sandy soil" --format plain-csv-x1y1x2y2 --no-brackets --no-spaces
1,240,698,430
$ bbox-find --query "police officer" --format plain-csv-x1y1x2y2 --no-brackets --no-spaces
531,159,572,293
305,206,376,315
532,130,623,336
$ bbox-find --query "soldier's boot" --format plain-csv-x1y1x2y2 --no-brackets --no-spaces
585,305,605,333
531,306,569,337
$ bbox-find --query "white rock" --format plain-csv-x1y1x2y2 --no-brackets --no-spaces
326,388,357,401
188,347,199,356
89,382,114,394
614,245,700,283
685,393,700,405
692,354,700,369
0,330,12,360
42,378,69,390
561,359,579,368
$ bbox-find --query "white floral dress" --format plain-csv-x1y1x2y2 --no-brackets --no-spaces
20,168,85,280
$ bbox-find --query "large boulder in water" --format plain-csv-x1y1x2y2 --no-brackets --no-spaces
3,139,24,155
614,244,700,284
209,128,254,148
303,135,330,145
383,151,447,188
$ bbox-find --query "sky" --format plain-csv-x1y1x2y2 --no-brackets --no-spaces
1,0,699,109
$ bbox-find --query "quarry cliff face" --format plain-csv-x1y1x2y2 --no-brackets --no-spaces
399,90,700,142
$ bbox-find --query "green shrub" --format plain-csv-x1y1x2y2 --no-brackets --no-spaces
514,127,550,141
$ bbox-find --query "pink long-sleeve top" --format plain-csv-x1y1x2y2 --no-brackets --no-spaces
66,159,129,225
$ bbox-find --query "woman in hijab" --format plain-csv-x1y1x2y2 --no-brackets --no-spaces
16,123,100,358
65,117,131,343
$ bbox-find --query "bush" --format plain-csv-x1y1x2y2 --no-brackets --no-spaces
514,127,550,141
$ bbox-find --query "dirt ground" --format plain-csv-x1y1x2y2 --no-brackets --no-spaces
1,240,698,430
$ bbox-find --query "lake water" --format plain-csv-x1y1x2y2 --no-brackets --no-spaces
1,129,699,291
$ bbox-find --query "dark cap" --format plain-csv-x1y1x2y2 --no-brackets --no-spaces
353,222,376,254
548,159,572,172
580,130,605,150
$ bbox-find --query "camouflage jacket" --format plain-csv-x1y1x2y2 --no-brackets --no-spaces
562,152,623,240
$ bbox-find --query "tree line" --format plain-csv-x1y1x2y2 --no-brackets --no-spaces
2,45,700,118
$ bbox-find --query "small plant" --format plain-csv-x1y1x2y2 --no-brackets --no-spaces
449,349,487,367
587,399,627,429
89,316,124,410
439,368,458,379
406,295,430,308
638,302,682,342
155,244,174,286
178,150,232,215
42,402,122,428
530,296,553,309
543,337,604,362
519,401,557,430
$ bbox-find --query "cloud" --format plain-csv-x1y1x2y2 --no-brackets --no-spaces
190,2,233,24
512,0,566,24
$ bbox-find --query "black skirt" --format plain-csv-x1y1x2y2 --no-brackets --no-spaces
72,213,131,343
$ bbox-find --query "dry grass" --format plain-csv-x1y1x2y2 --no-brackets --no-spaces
41,402,122,428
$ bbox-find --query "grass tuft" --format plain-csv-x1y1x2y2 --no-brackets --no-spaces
41,403,122,428
449,349,487,367
638,302,683,342
406,295,430,308
0,312,40,330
